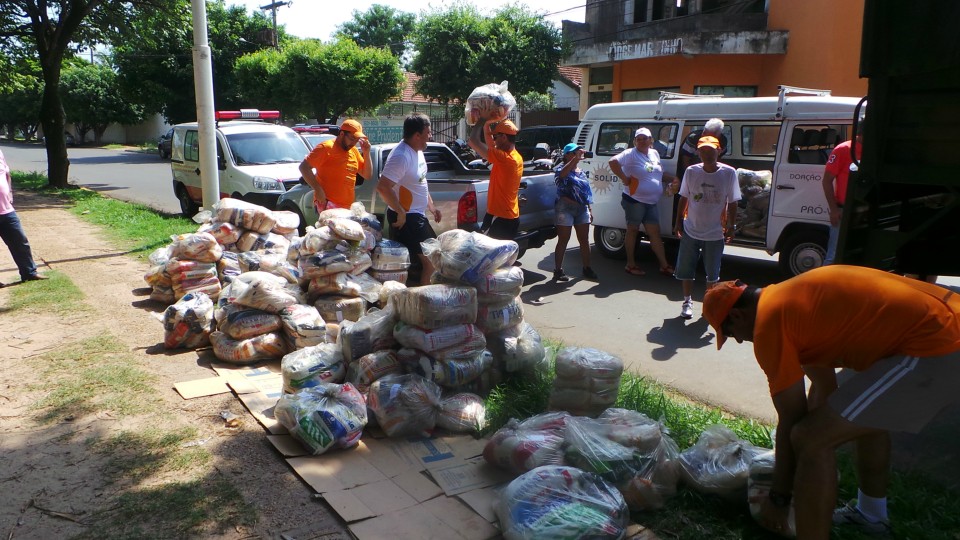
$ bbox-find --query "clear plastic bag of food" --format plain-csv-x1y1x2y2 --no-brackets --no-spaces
483,412,570,475
436,392,486,433
214,198,277,234
209,330,288,364
392,284,478,329
339,304,397,362
679,424,766,501
280,342,346,394
464,80,516,126
197,221,242,246
554,347,624,380
216,304,282,340
378,280,407,308
279,304,327,348
487,321,546,374
366,374,442,438
314,295,366,323
346,350,402,392
274,383,367,455
230,271,303,313
495,465,628,540
169,232,223,263
162,292,215,349
217,251,242,283
422,230,519,284
238,251,299,283
272,210,301,235
327,217,365,242
748,450,797,537
371,239,411,271
393,321,483,353
476,296,524,334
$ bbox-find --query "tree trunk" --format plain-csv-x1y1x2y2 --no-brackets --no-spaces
39,65,70,189
94,125,108,146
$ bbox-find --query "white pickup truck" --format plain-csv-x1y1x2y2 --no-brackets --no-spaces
276,142,558,256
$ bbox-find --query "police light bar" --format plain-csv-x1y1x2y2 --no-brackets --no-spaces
215,109,281,120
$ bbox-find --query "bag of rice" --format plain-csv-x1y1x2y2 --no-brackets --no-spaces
214,198,276,234
274,383,367,455
346,350,402,392
339,305,397,362
393,321,483,353
371,239,410,271
476,296,524,334
327,217,365,242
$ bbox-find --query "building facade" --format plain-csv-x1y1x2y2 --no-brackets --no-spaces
562,0,867,112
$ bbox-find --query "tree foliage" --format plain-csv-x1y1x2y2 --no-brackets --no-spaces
0,0,168,188
257,39,405,123
0,54,43,140
61,62,144,144
113,1,281,125
410,4,570,104
517,91,555,112
335,4,415,61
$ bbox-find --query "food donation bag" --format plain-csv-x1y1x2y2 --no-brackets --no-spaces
274,383,367,455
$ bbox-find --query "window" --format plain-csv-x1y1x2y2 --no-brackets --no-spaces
742,125,781,156
694,86,758,98
588,91,613,107
632,0,665,23
596,122,679,158
680,124,735,154
184,130,200,162
786,124,850,164
622,87,681,102
590,66,613,86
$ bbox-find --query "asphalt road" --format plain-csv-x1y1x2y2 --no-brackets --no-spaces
1,141,181,215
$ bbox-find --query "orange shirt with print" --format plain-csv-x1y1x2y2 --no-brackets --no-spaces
753,265,960,396
304,139,365,208
487,146,523,219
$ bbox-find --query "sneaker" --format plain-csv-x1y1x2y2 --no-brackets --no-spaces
833,501,892,535
582,267,599,281
553,269,570,282
681,300,694,319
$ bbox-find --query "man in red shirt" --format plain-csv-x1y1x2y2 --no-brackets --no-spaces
821,135,862,264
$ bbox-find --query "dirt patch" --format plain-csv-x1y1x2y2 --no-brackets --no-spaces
0,192,350,539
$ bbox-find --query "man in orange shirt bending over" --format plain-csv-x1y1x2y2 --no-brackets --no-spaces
468,116,523,240
298,119,373,212
704,266,960,539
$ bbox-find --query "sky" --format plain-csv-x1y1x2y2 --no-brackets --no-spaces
233,0,586,42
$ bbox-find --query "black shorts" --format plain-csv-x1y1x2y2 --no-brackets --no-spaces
387,209,436,255
481,213,520,240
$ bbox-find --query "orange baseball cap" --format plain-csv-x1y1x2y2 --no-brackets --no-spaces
339,119,367,139
493,119,519,135
697,135,720,149
703,280,748,349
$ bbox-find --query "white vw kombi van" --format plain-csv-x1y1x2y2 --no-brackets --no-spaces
170,110,310,216
576,88,859,275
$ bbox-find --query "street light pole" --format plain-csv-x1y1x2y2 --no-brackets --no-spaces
259,1,291,49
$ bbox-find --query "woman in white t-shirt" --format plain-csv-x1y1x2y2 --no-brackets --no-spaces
608,127,678,277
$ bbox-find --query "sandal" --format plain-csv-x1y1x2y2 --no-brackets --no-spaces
659,265,675,277
624,265,645,276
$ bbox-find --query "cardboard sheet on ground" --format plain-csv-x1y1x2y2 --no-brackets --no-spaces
213,362,285,433
173,376,230,399
348,496,500,540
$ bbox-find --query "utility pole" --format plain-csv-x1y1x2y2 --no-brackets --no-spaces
260,1,291,49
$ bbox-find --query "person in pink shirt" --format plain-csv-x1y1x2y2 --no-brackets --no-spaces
0,149,47,286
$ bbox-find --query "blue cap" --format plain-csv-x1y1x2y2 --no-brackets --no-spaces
562,143,582,155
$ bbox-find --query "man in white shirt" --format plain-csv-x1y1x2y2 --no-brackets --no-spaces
672,136,741,319
376,113,442,285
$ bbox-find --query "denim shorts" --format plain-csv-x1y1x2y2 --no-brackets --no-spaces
555,198,590,227
620,195,659,226
675,233,725,282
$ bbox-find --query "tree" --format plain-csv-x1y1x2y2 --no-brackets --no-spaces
113,1,281,125
276,39,405,123
233,48,286,115
61,62,144,145
517,91,555,112
335,4,415,62
411,4,570,105
0,0,168,188
0,54,43,140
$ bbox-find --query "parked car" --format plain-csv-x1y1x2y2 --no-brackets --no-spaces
158,128,173,159
293,125,339,149
514,125,578,161
169,110,310,216
276,142,557,257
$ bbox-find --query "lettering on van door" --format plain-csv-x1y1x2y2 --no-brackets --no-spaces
587,163,619,194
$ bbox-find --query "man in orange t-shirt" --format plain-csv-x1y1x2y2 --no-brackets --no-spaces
703,266,960,539
298,119,372,212
468,116,523,240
